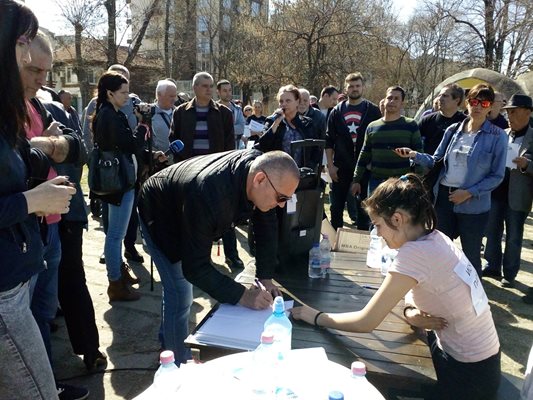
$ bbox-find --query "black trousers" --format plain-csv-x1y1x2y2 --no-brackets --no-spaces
57,220,100,355
426,331,500,400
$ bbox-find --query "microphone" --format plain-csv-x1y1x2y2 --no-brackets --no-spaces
164,140,185,157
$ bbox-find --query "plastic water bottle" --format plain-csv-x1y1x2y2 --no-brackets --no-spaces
319,234,331,277
328,390,344,399
251,332,277,397
351,361,385,399
263,296,292,358
153,350,181,394
366,227,382,269
308,243,322,278
380,246,398,276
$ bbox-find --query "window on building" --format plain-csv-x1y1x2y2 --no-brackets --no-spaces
66,67,73,83
198,15,208,32
199,38,210,54
251,1,261,16
222,14,231,29
87,69,96,84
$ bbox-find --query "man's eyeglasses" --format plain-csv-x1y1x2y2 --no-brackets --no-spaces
468,98,492,108
261,169,292,203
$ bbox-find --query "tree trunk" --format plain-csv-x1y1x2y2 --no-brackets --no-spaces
125,0,162,68
164,0,171,77
483,0,496,69
73,23,90,107
104,0,117,66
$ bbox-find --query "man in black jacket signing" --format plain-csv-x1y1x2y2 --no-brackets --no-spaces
138,149,299,364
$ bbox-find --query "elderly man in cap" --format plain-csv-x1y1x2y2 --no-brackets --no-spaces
483,94,533,288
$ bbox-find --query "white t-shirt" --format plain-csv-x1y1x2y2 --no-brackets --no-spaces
441,133,476,188
389,230,500,363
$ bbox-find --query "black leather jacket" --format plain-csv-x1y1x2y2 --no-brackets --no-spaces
138,149,278,305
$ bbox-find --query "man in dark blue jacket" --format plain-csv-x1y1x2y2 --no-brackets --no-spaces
138,149,299,365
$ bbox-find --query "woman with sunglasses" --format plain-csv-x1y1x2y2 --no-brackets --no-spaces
395,84,507,278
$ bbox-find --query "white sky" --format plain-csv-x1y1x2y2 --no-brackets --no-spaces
26,0,419,35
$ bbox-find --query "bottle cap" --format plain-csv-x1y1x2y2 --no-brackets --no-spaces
351,361,366,376
260,332,274,344
272,296,285,313
160,350,175,364
328,390,344,400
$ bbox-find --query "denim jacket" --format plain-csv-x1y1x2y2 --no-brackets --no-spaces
414,119,507,214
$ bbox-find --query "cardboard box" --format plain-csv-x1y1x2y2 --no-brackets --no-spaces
333,228,370,253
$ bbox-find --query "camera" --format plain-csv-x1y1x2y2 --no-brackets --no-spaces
133,102,156,124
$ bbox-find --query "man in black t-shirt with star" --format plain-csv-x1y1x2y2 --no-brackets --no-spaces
418,83,466,155
325,72,381,230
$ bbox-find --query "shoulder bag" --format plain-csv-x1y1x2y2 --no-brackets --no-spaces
88,144,135,196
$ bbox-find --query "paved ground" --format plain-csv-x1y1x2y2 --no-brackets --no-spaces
49,196,533,399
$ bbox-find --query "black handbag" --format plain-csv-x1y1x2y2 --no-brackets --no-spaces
88,145,135,196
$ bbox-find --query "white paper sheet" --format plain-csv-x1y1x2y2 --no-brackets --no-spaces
506,142,520,169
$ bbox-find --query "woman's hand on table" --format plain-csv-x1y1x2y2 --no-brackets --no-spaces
290,305,320,326
404,307,448,330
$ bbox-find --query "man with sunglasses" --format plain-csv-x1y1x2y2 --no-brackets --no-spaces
137,149,299,365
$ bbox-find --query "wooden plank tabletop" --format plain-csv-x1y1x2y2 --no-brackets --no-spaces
273,251,436,393
186,250,436,395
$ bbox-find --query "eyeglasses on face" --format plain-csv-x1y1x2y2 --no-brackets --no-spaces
260,169,292,203
468,98,492,108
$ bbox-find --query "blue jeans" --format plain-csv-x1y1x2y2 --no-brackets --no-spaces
105,189,135,281
0,282,59,399
484,197,528,281
140,220,193,365
102,189,140,250
435,185,488,278
29,223,61,362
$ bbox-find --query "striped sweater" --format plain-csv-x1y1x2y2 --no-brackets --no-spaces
353,117,423,182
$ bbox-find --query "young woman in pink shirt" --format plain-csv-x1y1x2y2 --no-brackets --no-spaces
291,173,501,400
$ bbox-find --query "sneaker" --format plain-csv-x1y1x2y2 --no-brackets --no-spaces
124,247,144,263
99,253,105,264
83,350,108,371
500,278,515,288
225,257,244,269
56,382,89,400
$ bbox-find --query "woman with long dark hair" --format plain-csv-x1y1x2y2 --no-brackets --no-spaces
292,174,501,400
90,71,164,301
0,1,75,398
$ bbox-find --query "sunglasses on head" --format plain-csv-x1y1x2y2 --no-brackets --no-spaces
468,98,492,108
260,169,292,203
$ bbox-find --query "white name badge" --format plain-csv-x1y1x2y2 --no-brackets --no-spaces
453,255,489,316
286,193,297,214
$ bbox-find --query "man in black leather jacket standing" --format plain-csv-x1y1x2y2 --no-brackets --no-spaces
138,149,299,365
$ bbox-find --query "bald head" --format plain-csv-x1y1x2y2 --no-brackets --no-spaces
248,151,300,212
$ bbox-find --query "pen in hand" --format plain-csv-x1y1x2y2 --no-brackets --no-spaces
254,278,267,291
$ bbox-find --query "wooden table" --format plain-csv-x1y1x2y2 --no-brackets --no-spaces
187,250,436,397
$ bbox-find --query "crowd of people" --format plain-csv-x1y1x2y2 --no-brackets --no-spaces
1,0,533,399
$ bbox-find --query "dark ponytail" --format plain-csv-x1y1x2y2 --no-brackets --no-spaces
362,173,437,232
